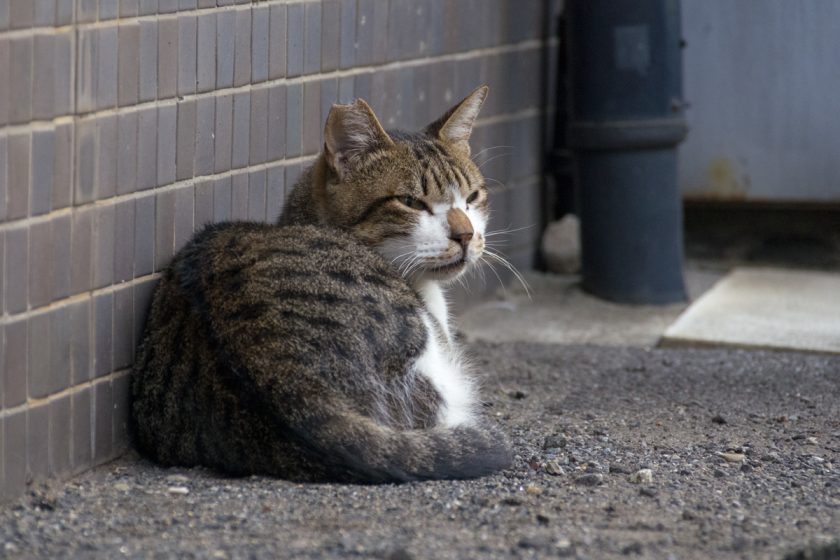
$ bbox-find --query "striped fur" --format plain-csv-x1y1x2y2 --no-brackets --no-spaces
131,87,511,482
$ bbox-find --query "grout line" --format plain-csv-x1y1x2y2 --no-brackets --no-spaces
0,38,553,135
0,369,132,421
0,272,162,324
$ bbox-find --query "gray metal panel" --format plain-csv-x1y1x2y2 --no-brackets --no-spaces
679,1,840,202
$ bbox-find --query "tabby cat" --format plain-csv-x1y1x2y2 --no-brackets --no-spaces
131,86,512,483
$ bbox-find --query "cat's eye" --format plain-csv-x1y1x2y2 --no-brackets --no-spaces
466,191,480,205
398,196,427,212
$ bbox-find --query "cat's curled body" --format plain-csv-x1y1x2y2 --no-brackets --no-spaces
131,86,512,482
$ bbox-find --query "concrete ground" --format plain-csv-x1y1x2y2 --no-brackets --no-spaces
459,266,723,348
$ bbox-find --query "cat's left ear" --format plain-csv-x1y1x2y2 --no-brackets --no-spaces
425,85,489,157
324,99,394,181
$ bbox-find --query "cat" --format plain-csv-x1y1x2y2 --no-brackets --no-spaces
131,86,512,483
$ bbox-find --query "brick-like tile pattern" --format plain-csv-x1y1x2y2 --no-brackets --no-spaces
0,0,560,501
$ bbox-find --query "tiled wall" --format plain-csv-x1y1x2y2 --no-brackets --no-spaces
0,0,560,501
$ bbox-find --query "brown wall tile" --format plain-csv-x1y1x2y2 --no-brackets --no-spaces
71,387,92,473
27,403,50,482
173,184,194,253
93,292,113,379
49,306,72,398
213,93,233,173
49,395,72,477
155,189,176,271
3,318,28,408
28,220,53,308
118,23,140,107
176,99,197,181
233,8,252,87
52,123,74,210
3,411,27,499
248,168,266,222
7,132,30,219
134,194,156,277
93,380,113,462
196,12,216,92
114,200,136,284
113,285,134,371
70,207,94,295
9,36,32,124
93,204,115,289
70,298,92,385
28,312,53,398
231,172,249,221
157,18,178,99
194,97,215,176
51,214,72,300
117,111,139,195
4,226,28,314
213,176,232,222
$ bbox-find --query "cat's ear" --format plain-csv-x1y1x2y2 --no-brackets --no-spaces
426,85,489,157
324,99,394,180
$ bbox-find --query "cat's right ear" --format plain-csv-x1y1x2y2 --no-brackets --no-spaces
324,99,394,181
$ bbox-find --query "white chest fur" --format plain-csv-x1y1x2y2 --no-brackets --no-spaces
413,281,477,427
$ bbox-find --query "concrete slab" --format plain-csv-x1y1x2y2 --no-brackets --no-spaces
662,267,840,354
458,267,723,348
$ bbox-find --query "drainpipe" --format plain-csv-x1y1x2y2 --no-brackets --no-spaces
566,0,688,304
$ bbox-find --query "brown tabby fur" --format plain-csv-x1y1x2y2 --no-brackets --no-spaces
131,87,511,482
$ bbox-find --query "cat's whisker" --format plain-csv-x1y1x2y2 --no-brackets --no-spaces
484,224,536,239
483,176,505,188
471,145,513,163
482,249,532,300
478,255,508,297
476,152,512,171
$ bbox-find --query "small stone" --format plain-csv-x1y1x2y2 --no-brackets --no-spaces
555,537,574,556
682,510,697,521
761,452,780,463
740,463,753,473
518,536,549,550
711,415,728,425
165,474,189,483
639,487,657,498
544,460,566,476
113,482,131,492
805,437,818,445
526,485,542,496
714,469,727,478
717,452,746,463
508,390,528,400
536,513,550,525
622,542,643,555
543,435,568,450
167,486,190,495
574,473,604,486
609,464,633,475
629,469,653,484
385,547,414,560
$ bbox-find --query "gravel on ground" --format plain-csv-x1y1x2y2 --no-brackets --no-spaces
1,342,838,560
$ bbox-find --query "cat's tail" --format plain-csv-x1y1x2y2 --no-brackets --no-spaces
285,407,513,483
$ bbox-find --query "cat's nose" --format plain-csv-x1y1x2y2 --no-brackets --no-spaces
447,208,474,250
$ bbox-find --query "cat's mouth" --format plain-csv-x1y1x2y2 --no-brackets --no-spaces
427,258,468,276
